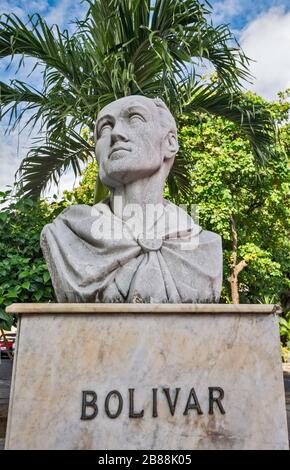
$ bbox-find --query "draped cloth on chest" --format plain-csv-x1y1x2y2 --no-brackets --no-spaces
41,200,222,303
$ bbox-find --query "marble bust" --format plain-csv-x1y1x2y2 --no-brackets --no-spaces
41,96,222,303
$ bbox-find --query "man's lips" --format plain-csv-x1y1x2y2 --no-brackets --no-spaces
109,147,131,160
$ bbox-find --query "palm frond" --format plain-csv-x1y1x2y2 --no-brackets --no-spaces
82,0,251,100
167,149,192,200
182,84,276,163
17,129,95,197
0,14,86,90
0,80,45,129
0,1,276,196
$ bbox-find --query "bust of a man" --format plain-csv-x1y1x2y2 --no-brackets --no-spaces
41,96,222,303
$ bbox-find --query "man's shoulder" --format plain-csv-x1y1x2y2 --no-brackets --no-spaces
163,199,201,235
41,200,112,239
50,200,111,221
40,204,92,239
198,229,222,253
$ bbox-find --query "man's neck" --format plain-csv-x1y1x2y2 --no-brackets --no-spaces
110,171,165,221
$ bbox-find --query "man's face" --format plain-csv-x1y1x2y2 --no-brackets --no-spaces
95,96,166,188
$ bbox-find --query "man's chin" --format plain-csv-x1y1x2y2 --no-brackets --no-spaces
100,161,163,187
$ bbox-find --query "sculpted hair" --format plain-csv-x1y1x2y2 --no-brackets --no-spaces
152,98,177,138
152,98,178,173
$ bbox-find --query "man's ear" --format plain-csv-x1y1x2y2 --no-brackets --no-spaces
163,132,179,160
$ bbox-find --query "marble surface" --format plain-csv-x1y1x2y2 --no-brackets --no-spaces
5,307,289,450
6,303,277,313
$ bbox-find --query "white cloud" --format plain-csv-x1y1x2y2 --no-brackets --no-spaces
0,0,85,29
45,0,85,29
0,125,29,191
240,7,290,99
211,0,242,23
0,0,49,20
1,2,25,19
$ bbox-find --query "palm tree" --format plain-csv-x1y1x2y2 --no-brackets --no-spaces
0,0,276,200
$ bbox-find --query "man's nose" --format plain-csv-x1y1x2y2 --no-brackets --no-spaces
111,120,128,144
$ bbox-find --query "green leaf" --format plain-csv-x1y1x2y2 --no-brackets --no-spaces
34,291,43,302
0,309,13,331
0,212,8,222
93,175,109,204
19,271,31,279
43,272,50,283
6,287,19,298
21,281,30,290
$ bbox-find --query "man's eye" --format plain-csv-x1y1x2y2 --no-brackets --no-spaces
99,123,112,136
129,114,144,122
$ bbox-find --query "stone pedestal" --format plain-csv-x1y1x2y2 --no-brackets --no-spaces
5,304,289,450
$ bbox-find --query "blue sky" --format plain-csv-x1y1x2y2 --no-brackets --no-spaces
1,0,290,194
211,0,290,30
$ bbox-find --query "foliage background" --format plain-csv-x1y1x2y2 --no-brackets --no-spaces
0,192,68,330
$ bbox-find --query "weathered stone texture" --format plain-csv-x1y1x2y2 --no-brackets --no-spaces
5,306,289,450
